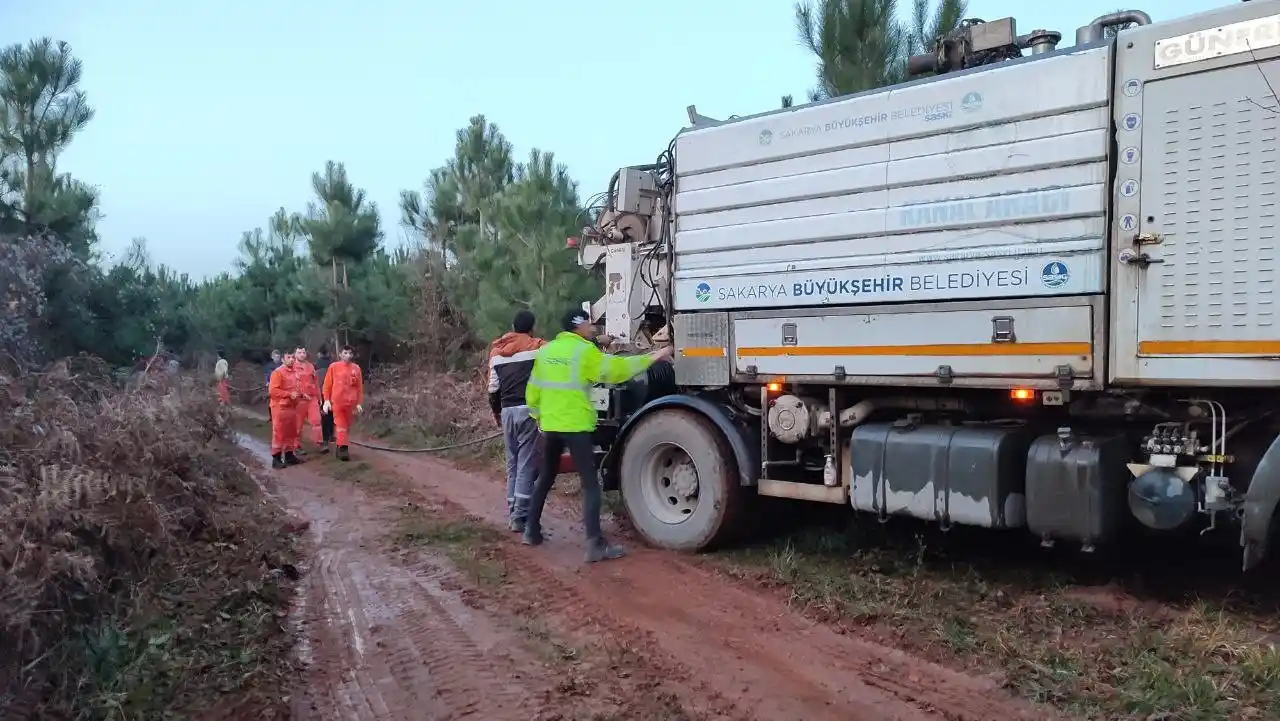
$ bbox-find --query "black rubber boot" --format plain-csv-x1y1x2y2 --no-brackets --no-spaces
336,446,350,462
284,451,301,466
272,454,286,469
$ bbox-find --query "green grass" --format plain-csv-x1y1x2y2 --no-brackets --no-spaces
64,587,291,720
38,500,299,721
392,506,508,586
711,526,1280,720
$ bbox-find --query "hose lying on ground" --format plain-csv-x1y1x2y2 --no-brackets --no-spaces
348,432,502,454
230,401,501,454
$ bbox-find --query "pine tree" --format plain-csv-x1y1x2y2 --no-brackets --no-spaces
795,0,966,99
299,161,381,348
0,38,99,253
479,149,600,340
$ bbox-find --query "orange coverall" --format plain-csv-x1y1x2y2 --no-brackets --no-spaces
322,360,364,447
267,364,304,455
293,360,323,449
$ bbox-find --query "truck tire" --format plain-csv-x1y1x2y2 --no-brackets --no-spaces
618,408,745,552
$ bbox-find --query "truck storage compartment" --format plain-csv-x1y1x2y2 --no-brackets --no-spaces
848,422,1031,528
669,45,1112,312
732,299,1096,389
1025,432,1129,547
1109,35,1280,386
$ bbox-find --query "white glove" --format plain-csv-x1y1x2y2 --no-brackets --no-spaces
356,404,363,414
322,400,332,414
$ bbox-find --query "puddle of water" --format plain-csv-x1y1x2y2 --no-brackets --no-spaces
234,431,271,460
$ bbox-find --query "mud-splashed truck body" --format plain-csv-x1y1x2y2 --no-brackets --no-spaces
574,2,1280,570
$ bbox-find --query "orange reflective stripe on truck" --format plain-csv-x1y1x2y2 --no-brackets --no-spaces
735,342,1092,357
1137,340,1280,356
679,346,727,358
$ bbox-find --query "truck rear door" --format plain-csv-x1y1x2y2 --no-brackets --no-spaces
1109,5,1280,386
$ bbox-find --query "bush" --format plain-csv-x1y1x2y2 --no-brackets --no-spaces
362,362,496,450
0,359,298,719
0,234,81,369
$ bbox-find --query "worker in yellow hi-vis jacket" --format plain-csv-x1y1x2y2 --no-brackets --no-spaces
522,308,672,563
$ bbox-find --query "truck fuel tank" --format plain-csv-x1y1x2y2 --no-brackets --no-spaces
849,421,1032,529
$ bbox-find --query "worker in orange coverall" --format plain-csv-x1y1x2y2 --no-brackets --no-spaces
322,344,363,462
268,352,308,469
291,346,326,455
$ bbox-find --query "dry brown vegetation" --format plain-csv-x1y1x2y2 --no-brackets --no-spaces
360,364,501,462
0,359,300,720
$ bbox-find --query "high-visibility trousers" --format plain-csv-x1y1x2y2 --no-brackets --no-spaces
293,399,322,448
270,404,299,456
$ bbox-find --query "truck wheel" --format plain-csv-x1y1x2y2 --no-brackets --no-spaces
618,408,744,552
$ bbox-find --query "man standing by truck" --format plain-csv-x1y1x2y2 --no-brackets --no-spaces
522,309,673,562
487,309,546,533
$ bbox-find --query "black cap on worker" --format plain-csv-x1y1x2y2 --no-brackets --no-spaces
561,308,592,332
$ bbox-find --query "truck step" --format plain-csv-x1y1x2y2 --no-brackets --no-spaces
757,479,848,504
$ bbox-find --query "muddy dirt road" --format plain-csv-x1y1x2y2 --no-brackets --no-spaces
240,428,1068,721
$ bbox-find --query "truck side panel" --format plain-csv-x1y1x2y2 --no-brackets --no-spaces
671,296,1105,391
671,45,1113,312
1108,5,1280,387
732,301,1096,387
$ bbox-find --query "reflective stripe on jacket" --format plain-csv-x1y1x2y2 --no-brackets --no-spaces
525,331,653,433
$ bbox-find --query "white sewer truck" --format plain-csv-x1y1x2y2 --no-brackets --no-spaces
571,1,1280,570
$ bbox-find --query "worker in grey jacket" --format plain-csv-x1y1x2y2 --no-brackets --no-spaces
486,310,546,533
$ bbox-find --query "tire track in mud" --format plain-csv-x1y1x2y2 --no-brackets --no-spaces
371,451,1070,721
244,442,539,721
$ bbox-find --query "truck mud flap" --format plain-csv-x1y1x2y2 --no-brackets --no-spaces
1242,433,1280,570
